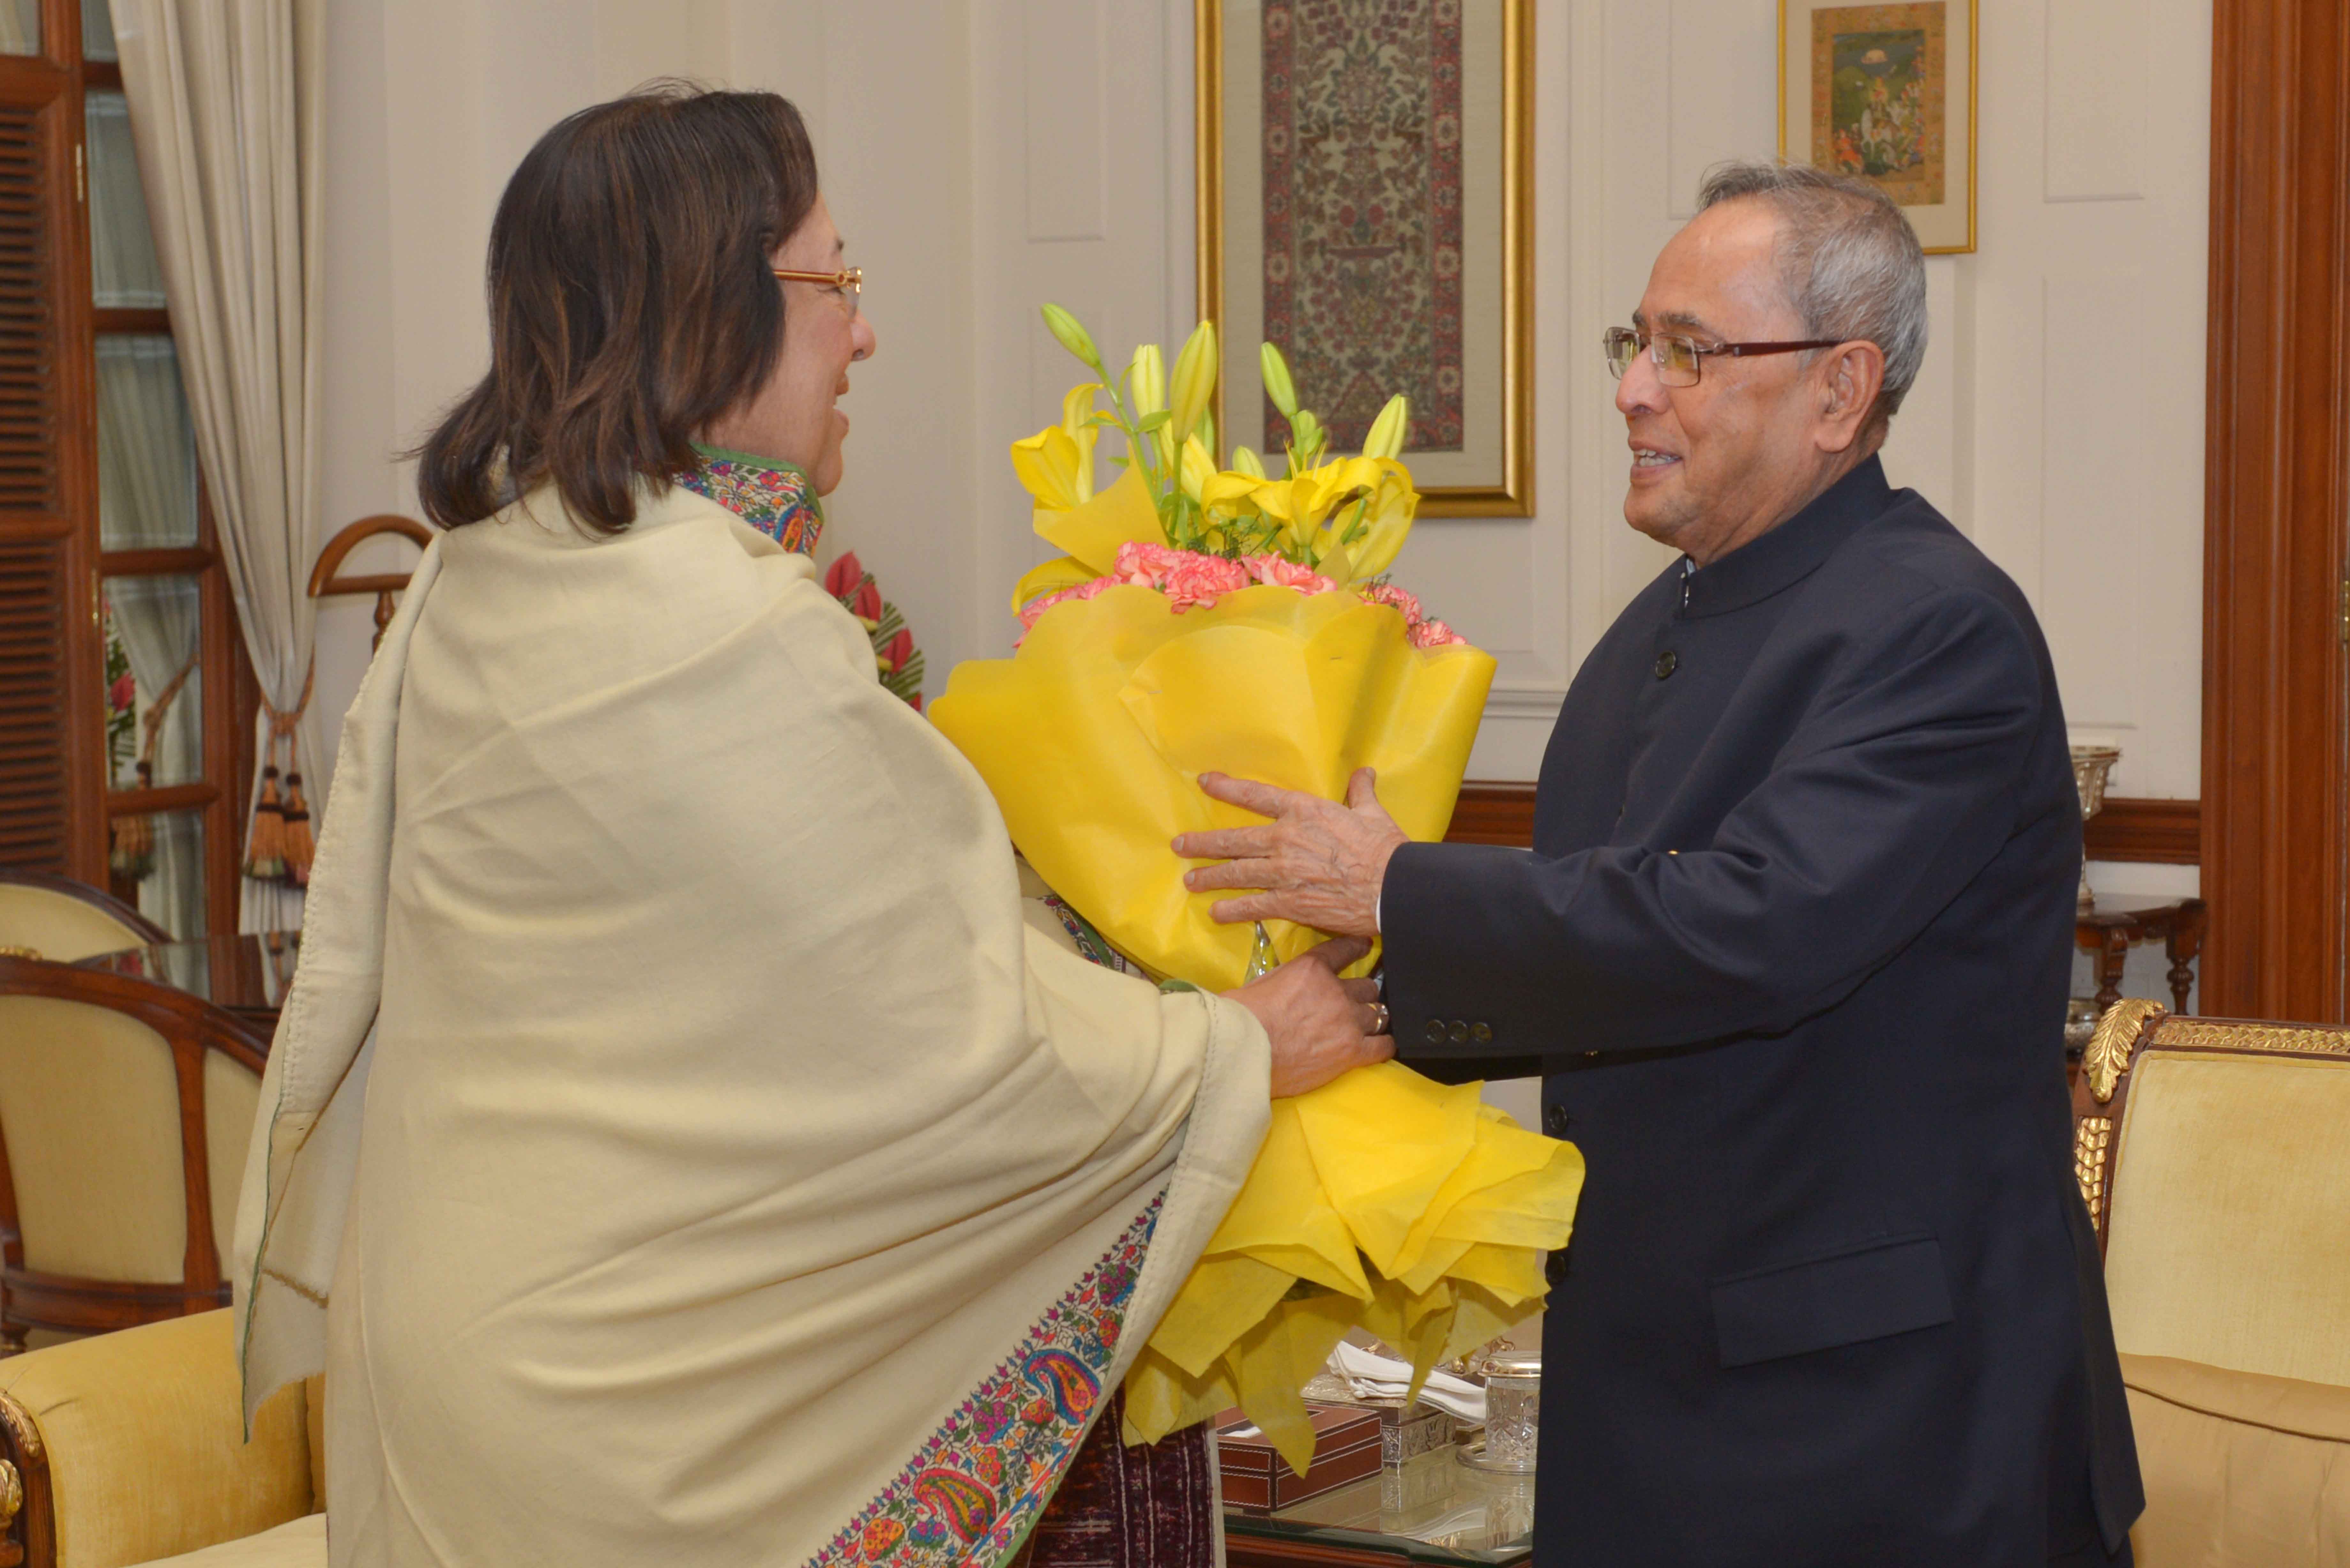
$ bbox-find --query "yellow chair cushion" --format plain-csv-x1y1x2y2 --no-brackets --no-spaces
0,1311,311,1568
2123,1352,2350,1567
2105,1050,2350,1387
132,1514,324,1568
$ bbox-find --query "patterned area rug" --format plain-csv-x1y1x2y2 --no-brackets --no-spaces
1012,1391,1218,1568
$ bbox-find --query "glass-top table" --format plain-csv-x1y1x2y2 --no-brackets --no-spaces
77,930,300,1037
1224,1447,1535,1565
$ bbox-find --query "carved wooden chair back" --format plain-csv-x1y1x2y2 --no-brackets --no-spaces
308,514,432,652
0,870,168,964
0,955,269,1351
2073,999,2350,1387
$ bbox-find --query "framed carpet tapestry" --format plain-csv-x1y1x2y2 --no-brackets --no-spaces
1778,0,1977,253
1196,0,1532,516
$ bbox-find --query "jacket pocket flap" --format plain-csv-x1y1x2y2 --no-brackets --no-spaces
1711,1234,1953,1369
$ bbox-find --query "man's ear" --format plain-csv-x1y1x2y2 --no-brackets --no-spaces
1814,340,1886,454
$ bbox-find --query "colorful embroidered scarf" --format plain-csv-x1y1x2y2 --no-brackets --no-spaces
675,443,825,554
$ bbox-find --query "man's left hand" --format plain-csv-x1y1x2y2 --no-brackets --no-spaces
1173,768,1406,939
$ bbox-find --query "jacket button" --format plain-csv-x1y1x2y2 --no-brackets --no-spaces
1546,1249,1569,1286
1543,1104,1569,1136
1654,651,1678,679
1448,1020,1470,1045
1424,1019,1446,1045
1471,1022,1493,1044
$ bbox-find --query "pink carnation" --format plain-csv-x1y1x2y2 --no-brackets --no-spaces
1015,575,1114,643
1111,540,1184,586
1409,617,1467,648
1356,580,1426,625
1161,553,1250,612
1242,554,1338,594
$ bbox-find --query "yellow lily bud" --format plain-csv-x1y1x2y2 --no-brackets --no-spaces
1128,343,1167,417
1170,321,1219,446
1260,342,1300,418
1060,383,1103,503
1231,445,1268,479
1042,303,1105,372
1180,434,1217,502
1362,394,1410,460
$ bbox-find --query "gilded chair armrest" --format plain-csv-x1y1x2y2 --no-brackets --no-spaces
0,1310,310,1568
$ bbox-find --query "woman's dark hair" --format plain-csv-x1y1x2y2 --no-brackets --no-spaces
416,83,820,532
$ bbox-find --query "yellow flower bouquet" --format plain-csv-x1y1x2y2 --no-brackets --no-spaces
932,309,1495,991
930,309,1580,1473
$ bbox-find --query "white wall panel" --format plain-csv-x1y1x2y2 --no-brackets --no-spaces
2040,269,2149,735
1023,0,1111,242
2044,0,2147,203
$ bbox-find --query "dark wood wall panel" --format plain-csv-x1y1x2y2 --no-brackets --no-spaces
1445,783,2202,866
2201,0,2350,1021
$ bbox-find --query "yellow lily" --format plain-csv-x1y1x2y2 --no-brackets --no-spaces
1010,426,1088,514
1128,343,1173,470
1229,445,1268,480
1169,321,1218,444
1307,457,1418,581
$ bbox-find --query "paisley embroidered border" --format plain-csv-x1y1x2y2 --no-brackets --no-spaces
675,457,825,555
808,1197,1161,1568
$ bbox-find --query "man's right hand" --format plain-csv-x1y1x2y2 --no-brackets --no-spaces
1224,937,1394,1097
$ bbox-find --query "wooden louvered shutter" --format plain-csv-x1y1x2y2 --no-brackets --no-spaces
0,83,93,878
0,537,69,868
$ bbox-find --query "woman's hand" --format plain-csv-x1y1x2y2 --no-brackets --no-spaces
1223,937,1395,1098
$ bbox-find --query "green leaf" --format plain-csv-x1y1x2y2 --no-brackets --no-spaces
1136,410,1174,433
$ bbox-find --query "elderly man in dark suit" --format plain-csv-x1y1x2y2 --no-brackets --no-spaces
1174,162,2143,1567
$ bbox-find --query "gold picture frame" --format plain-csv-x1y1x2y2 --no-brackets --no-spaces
1196,0,1533,516
1778,0,1978,254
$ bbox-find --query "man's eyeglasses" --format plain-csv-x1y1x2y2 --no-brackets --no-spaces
1603,325,1838,388
772,266,864,302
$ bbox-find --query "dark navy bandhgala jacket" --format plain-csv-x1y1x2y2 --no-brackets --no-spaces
1383,458,2142,1567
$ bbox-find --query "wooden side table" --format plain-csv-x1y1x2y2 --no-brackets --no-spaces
2075,896,2207,1014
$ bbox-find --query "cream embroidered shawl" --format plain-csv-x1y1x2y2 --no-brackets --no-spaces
230,481,1271,1565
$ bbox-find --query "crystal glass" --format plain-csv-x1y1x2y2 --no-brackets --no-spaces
2069,745,2121,910
1476,1349,1539,1473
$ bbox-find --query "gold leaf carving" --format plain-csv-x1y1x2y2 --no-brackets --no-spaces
2086,999,2167,1103
2156,1019,2350,1058
0,1458,19,1529
2073,1116,2113,1226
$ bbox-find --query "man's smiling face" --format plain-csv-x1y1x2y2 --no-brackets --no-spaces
1616,199,1838,565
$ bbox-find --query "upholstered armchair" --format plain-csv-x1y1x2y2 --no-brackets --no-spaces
0,958,268,1349
2074,999,2350,1564
0,1310,321,1567
0,874,166,966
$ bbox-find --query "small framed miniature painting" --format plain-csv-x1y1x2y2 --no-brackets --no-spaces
1778,0,1977,254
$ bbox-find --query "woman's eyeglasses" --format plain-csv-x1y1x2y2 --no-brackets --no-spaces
773,266,863,303
1603,325,1837,388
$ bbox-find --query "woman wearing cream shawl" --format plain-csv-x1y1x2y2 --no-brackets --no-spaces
232,87,1390,1567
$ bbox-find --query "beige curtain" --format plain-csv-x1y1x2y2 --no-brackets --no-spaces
113,0,324,934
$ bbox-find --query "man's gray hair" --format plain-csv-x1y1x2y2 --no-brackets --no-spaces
1696,160,1928,427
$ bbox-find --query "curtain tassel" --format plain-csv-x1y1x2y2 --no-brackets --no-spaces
280,771,315,887
244,765,287,881
245,662,314,889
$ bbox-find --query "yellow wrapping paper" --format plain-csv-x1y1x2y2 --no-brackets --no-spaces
929,582,1495,990
1121,1062,1584,1473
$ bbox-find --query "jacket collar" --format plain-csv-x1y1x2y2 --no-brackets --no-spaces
1679,454,1892,618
